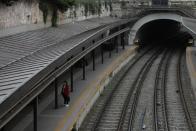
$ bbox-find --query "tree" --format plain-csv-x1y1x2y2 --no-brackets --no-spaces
0,0,18,6
39,0,75,27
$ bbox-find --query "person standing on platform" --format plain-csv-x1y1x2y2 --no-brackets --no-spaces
61,81,70,107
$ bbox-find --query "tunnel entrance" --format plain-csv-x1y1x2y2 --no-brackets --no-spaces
136,19,193,47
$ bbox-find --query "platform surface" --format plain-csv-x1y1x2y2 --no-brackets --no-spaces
186,47,196,97
0,16,121,109
10,45,137,131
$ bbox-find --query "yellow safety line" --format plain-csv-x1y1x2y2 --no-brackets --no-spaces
55,46,136,131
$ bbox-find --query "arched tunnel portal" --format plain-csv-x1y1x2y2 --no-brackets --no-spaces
130,13,194,47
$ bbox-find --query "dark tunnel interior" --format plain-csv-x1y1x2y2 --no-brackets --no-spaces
136,19,193,47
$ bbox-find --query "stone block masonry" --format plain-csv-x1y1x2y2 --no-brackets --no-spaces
0,1,42,28
0,0,111,29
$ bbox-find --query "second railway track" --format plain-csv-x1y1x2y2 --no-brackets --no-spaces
79,47,162,131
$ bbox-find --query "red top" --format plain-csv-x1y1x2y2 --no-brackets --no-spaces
63,85,70,97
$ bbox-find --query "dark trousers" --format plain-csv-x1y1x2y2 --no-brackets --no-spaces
63,96,70,104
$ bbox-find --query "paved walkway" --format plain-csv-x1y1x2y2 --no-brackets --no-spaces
186,47,196,97
10,45,137,131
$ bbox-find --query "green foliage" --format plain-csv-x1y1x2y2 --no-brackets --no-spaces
121,1,126,8
50,0,75,12
39,0,113,26
39,1,48,24
104,1,108,11
108,0,113,11
51,6,58,27
39,0,75,27
0,0,18,6
98,0,102,16
77,0,100,17
103,0,112,12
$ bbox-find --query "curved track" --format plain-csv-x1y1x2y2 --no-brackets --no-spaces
120,49,162,131
177,51,196,131
153,49,196,131
79,47,162,131
80,47,196,131
153,49,172,131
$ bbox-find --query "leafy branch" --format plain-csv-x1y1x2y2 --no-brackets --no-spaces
39,0,75,27
39,0,113,27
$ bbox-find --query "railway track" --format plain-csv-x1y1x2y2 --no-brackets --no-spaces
79,47,162,131
153,49,172,131
153,49,196,131
80,47,196,131
177,50,196,131
118,49,163,131
165,50,190,131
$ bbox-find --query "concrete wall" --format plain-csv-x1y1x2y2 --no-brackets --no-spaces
0,1,42,28
0,1,111,29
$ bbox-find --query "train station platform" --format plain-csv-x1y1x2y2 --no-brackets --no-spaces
0,14,135,131
186,47,196,99
11,45,137,131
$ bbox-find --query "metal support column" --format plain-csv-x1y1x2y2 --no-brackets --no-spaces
124,32,129,46
82,47,86,80
118,33,121,46
54,79,58,109
109,40,112,58
121,33,125,50
101,45,104,64
33,97,38,131
116,37,119,53
70,66,74,92
92,50,95,71
82,58,86,80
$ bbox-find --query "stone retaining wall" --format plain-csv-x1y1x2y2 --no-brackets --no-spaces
0,1,111,29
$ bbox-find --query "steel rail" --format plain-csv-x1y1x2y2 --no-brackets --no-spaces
127,48,163,131
161,49,173,131
0,24,131,129
91,47,155,131
153,50,167,131
177,50,196,131
153,49,170,131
